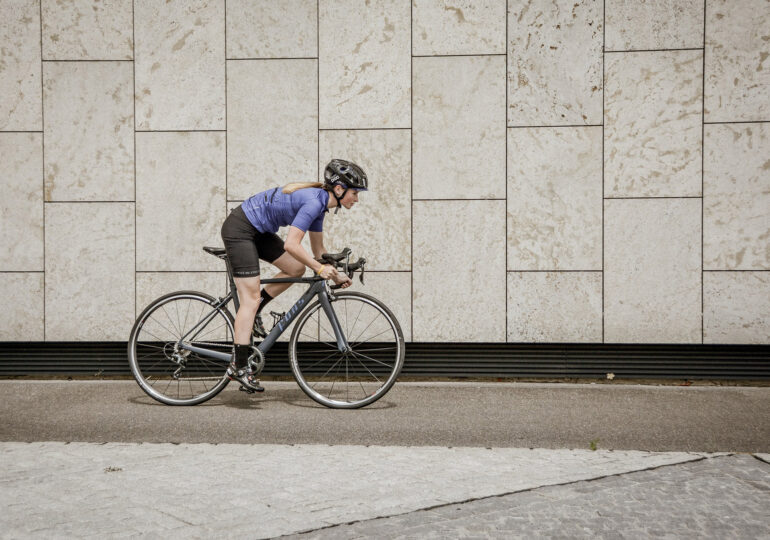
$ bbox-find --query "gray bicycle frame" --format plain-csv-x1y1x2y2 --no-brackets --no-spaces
177,277,350,362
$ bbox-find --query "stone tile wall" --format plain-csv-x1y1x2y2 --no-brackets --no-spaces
1,1,767,344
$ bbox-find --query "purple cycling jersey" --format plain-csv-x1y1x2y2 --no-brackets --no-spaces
241,187,329,234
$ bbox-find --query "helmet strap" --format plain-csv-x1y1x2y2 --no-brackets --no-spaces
333,187,348,215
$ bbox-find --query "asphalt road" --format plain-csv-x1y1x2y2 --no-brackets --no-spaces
1,380,768,452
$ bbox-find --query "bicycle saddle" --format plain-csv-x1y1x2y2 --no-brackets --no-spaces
203,246,227,259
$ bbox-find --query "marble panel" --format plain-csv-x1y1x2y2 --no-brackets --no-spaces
0,273,44,341
45,203,135,341
319,129,411,271
227,59,317,201
343,272,412,342
507,0,603,126
135,0,225,130
42,0,133,60
412,0,506,56
319,0,410,128
605,0,704,51
413,55,506,199
226,0,316,59
507,127,602,270
705,0,770,122
43,62,133,201
136,132,226,272
0,133,43,271
0,0,41,130
604,50,702,197
704,123,770,270
136,272,227,316
507,272,602,342
604,199,701,343
413,200,506,342
704,271,770,344
136,272,229,342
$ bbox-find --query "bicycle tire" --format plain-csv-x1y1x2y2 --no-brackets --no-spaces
288,291,405,409
128,290,233,406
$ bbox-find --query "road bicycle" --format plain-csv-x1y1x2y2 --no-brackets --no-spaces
128,247,405,409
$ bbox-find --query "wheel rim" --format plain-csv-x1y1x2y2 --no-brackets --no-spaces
130,294,232,404
291,294,403,408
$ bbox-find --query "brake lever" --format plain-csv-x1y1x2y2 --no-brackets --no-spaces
343,248,351,276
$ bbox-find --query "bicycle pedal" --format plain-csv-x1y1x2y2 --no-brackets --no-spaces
238,385,257,394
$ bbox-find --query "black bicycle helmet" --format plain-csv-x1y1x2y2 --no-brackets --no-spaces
323,159,368,213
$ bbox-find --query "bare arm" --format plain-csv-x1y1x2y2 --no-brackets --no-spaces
285,227,351,287
285,226,324,273
309,231,326,260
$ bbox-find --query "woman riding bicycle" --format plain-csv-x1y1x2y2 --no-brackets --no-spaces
221,159,368,392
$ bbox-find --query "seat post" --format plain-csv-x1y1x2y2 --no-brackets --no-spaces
224,257,240,312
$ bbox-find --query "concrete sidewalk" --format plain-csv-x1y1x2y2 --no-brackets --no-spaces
3,442,768,538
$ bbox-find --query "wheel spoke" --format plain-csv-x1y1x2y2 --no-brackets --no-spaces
352,312,382,344
349,349,393,369
145,315,178,342
351,327,394,347
160,305,182,338
349,352,381,384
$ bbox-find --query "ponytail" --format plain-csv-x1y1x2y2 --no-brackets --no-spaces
282,182,324,194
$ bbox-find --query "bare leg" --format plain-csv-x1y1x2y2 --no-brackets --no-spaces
261,251,306,299
233,276,261,345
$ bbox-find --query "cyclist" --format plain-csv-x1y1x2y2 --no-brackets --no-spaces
220,159,368,392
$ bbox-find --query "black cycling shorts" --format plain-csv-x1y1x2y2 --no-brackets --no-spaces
221,205,285,277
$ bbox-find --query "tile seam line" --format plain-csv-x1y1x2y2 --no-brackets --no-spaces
508,124,603,128
283,454,720,538
604,47,704,53
41,59,133,62
227,57,318,60
704,120,770,124
131,0,136,324
701,0,706,344
752,454,770,466
412,53,507,57
40,0,45,342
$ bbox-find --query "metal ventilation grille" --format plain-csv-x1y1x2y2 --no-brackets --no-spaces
1,342,768,379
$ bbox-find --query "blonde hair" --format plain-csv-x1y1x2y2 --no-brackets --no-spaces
282,182,324,194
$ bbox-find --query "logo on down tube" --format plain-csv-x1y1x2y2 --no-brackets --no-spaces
277,298,305,332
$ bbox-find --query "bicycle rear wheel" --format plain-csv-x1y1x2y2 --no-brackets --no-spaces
128,291,233,405
289,291,404,409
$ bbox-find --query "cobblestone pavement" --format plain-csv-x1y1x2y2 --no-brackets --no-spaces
289,454,770,539
0,442,730,539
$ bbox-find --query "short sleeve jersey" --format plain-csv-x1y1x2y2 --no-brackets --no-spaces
241,187,329,234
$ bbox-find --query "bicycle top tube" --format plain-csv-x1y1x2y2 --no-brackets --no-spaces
259,276,324,285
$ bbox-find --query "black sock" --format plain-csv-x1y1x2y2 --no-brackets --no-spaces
234,344,251,369
257,289,273,314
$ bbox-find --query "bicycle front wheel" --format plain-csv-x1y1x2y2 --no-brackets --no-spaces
128,291,233,405
289,291,405,409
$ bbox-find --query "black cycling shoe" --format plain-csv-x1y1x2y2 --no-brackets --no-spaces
252,313,267,338
227,362,264,393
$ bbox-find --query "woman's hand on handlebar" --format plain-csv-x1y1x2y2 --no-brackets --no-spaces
317,264,336,280
331,271,352,288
